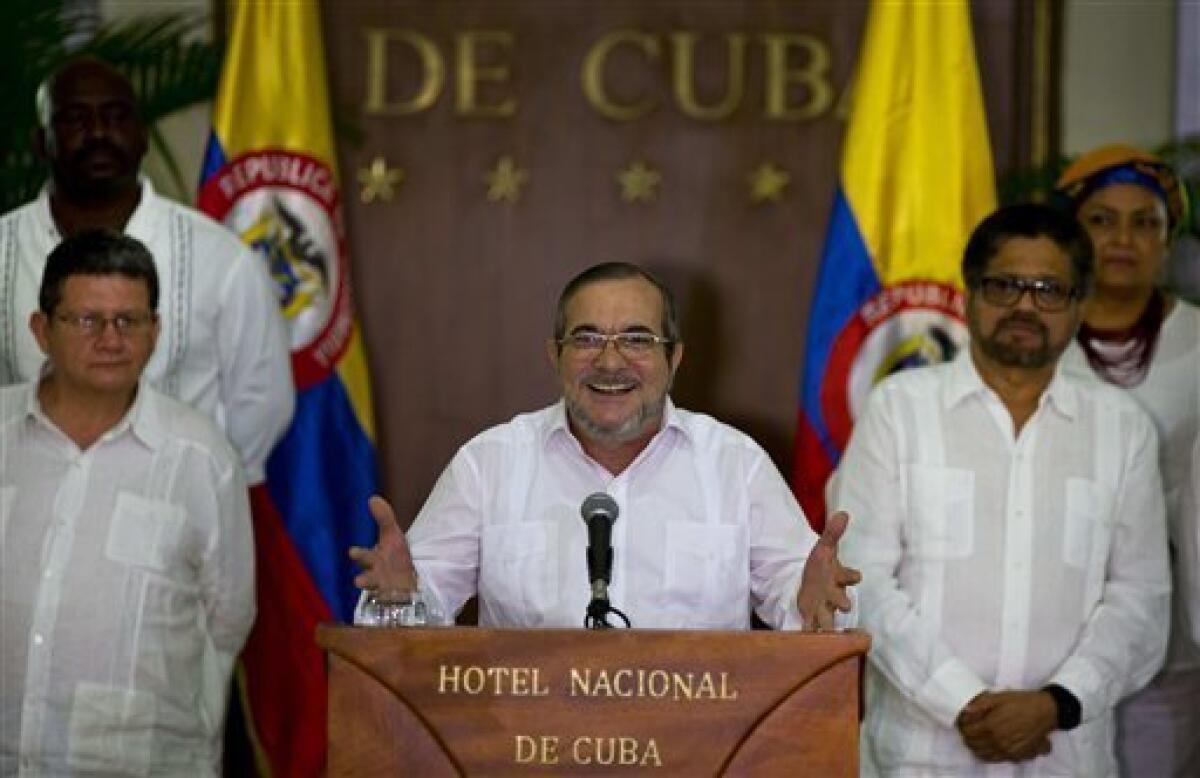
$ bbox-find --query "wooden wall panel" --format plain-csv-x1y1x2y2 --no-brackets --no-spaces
320,1,1049,523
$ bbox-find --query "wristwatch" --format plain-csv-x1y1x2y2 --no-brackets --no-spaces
1042,683,1081,731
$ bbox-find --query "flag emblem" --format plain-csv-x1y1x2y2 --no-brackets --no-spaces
821,281,964,449
199,150,353,389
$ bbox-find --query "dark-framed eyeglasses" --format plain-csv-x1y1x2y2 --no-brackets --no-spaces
55,311,156,338
557,330,673,357
976,276,1077,312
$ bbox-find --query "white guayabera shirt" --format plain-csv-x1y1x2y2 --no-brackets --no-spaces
834,350,1171,778
1062,300,1200,673
393,399,848,631
0,181,294,484
0,382,255,776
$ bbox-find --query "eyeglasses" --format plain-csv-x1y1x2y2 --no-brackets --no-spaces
55,312,156,337
558,330,674,357
976,276,1077,312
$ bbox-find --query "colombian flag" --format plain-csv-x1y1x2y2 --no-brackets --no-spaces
793,0,997,527
197,1,378,774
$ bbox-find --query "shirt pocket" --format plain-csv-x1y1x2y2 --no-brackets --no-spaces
905,464,975,560
105,492,189,582
664,522,747,620
67,682,156,776
480,521,559,617
1063,477,1115,570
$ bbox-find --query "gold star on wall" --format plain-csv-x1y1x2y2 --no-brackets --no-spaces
748,163,791,204
485,155,529,202
617,161,662,203
357,156,404,204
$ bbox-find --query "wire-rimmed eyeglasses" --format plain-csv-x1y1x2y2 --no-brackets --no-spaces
557,330,673,357
55,311,156,338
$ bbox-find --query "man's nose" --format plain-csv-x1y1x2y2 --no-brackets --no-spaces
593,338,627,366
81,110,116,140
93,320,125,348
1012,287,1040,312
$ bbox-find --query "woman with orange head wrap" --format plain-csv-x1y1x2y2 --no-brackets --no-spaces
1056,144,1199,778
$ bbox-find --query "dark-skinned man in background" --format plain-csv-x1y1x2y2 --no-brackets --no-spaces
0,56,292,485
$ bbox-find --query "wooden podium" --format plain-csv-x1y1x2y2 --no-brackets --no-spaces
317,625,868,776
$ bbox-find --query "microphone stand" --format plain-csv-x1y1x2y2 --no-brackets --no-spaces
584,580,630,630
579,493,631,629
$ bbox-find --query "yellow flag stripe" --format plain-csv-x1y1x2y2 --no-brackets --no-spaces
336,326,377,443
842,0,997,287
213,0,337,170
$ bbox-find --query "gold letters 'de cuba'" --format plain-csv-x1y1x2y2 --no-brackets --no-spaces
363,28,834,121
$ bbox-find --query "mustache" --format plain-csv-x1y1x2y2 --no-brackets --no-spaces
580,368,639,385
70,139,130,164
995,311,1048,334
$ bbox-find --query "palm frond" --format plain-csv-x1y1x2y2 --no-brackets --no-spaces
81,14,222,126
0,0,91,210
148,125,192,200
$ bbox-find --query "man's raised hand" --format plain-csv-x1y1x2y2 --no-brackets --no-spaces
348,495,418,592
796,510,862,631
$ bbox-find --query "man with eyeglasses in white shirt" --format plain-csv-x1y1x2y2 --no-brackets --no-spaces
834,203,1171,777
349,261,860,632
0,230,254,775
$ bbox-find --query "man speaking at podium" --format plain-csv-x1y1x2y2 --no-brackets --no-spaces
351,262,859,631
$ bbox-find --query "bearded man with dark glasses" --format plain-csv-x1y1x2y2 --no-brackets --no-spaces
833,203,1170,776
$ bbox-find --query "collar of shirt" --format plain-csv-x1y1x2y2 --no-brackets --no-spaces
541,396,691,456
943,347,1079,420
22,377,166,451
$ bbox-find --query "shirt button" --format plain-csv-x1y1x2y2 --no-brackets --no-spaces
43,569,52,579
32,633,44,646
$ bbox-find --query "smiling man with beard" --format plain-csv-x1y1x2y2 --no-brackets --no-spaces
351,262,860,631
834,204,1171,777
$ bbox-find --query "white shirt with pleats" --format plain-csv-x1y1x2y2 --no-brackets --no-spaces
834,351,1170,777
0,382,255,776
399,399,844,631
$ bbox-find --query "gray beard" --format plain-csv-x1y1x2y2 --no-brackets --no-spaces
565,394,667,445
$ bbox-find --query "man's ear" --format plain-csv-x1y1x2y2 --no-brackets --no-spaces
669,341,684,374
148,313,161,350
30,311,51,355
545,337,560,371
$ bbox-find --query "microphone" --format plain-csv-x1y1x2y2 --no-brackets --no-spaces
580,492,619,602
